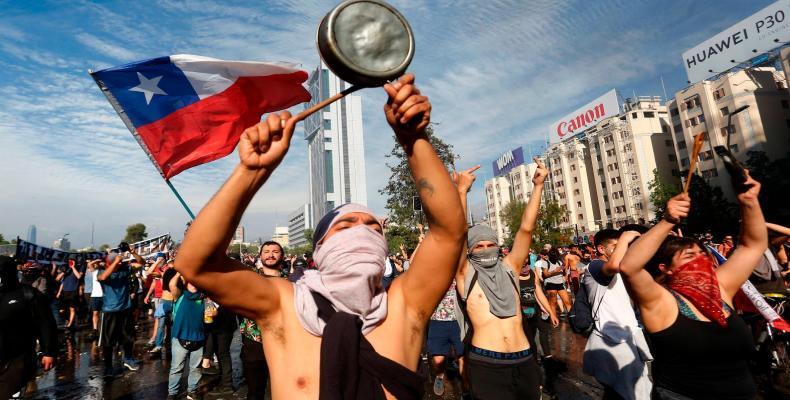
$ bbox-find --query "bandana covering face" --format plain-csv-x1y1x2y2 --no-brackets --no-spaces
294,204,388,336
666,253,728,327
465,225,517,318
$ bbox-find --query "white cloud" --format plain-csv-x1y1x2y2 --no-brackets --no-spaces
75,33,138,61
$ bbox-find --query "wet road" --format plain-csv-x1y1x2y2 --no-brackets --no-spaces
25,317,601,400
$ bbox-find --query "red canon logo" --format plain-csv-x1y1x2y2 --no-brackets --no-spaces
556,103,606,138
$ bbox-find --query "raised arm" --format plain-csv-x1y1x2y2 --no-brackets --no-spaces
504,159,548,275
69,261,82,280
620,193,689,326
716,174,766,298
169,270,182,299
175,112,297,321
452,165,479,289
384,74,466,322
98,253,123,281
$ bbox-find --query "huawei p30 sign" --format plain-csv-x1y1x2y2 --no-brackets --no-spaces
683,0,790,84
549,89,619,144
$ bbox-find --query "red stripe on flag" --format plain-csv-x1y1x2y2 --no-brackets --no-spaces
136,71,310,178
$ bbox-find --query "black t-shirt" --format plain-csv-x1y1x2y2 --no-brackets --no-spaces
519,273,538,309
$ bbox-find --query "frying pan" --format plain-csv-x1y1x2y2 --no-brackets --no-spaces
292,0,415,123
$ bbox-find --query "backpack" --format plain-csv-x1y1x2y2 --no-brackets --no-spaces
569,272,605,337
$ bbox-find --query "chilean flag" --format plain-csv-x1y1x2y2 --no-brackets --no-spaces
91,54,311,178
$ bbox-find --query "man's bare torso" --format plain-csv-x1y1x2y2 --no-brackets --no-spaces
457,263,529,353
257,278,424,399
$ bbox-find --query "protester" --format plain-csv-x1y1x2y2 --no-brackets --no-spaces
563,245,582,294
518,260,559,398
537,248,571,318
0,256,57,399
718,235,735,258
55,258,83,331
426,279,466,397
581,228,652,400
143,255,167,347
619,173,766,400
167,271,206,400
455,160,550,400
98,246,142,376
86,259,104,337
288,257,307,283
150,266,178,355
176,73,466,399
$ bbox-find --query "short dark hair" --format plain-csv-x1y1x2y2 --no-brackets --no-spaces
619,224,649,235
594,229,620,247
646,236,707,277
260,241,284,254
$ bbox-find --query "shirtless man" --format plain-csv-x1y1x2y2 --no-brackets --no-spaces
455,159,552,400
175,74,466,399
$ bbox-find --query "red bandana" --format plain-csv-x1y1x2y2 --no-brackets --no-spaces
666,254,728,327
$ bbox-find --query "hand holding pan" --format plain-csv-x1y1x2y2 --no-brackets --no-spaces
290,0,415,125
682,133,706,193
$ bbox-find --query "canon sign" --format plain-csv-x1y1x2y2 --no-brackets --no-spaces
548,89,619,144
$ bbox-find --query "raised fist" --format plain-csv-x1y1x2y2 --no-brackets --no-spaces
383,74,431,144
239,111,295,171
665,193,691,222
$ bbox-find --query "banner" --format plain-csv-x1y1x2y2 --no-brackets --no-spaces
682,0,790,83
492,147,525,177
549,89,619,144
14,233,171,265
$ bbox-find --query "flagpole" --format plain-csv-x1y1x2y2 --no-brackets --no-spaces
166,179,196,220
89,69,195,220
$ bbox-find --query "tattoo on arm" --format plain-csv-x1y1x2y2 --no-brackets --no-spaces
418,178,435,198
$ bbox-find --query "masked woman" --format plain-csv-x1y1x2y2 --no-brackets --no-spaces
619,173,766,400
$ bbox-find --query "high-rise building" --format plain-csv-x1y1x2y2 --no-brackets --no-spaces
666,67,790,200
586,97,678,227
288,204,312,248
232,225,245,245
26,225,37,244
271,226,289,249
484,163,538,245
545,138,601,235
304,62,368,226
53,236,71,251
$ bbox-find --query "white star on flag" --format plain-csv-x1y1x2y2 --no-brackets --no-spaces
129,72,167,105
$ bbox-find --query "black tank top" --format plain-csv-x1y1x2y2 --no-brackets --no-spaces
646,305,756,399
518,273,537,309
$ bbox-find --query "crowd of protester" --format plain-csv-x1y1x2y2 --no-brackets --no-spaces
2,74,790,400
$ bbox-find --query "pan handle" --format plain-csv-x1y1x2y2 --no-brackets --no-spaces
290,85,364,124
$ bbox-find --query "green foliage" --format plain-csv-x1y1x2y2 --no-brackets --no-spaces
227,243,261,257
500,199,571,250
303,229,314,246
745,151,790,224
123,223,148,244
531,200,573,250
648,168,680,224
99,244,110,251
378,126,457,250
0,233,8,245
684,173,739,237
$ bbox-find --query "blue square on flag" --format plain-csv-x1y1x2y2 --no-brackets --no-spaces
93,56,200,127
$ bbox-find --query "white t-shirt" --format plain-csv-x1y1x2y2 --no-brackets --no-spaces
90,269,103,298
536,259,565,285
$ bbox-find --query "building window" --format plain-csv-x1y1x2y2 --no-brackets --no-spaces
577,202,582,208
782,100,789,109
578,213,584,220
613,192,619,199
701,168,719,178
606,209,611,216
574,189,580,195
730,143,739,153
323,119,332,130
573,177,578,183
698,150,714,161
571,165,576,171
632,113,638,119
665,139,673,147
720,106,729,116
713,88,725,100
669,154,677,162
324,137,332,143
671,169,680,177
681,157,690,167
611,178,616,185
670,107,679,116
324,150,334,193
644,112,655,118
698,114,705,123
603,194,609,202
678,140,687,149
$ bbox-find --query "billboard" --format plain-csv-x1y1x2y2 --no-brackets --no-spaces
492,146,525,177
683,0,790,84
549,89,619,144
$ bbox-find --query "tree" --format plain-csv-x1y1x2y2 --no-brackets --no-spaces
303,228,314,247
0,233,8,245
499,199,572,250
648,168,680,224
745,150,790,224
123,223,148,244
683,173,739,238
99,244,110,251
379,127,457,251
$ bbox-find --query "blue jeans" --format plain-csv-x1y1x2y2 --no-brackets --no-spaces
168,338,202,395
155,300,173,347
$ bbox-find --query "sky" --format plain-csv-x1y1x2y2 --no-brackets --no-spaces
0,0,775,249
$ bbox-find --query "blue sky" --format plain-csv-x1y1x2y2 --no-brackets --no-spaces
0,0,774,248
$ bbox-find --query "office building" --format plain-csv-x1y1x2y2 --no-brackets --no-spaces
545,138,601,235
304,62,368,226
26,225,37,244
232,225,245,245
288,204,312,248
484,162,539,245
271,226,289,249
53,236,71,251
586,97,677,227
666,67,790,200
